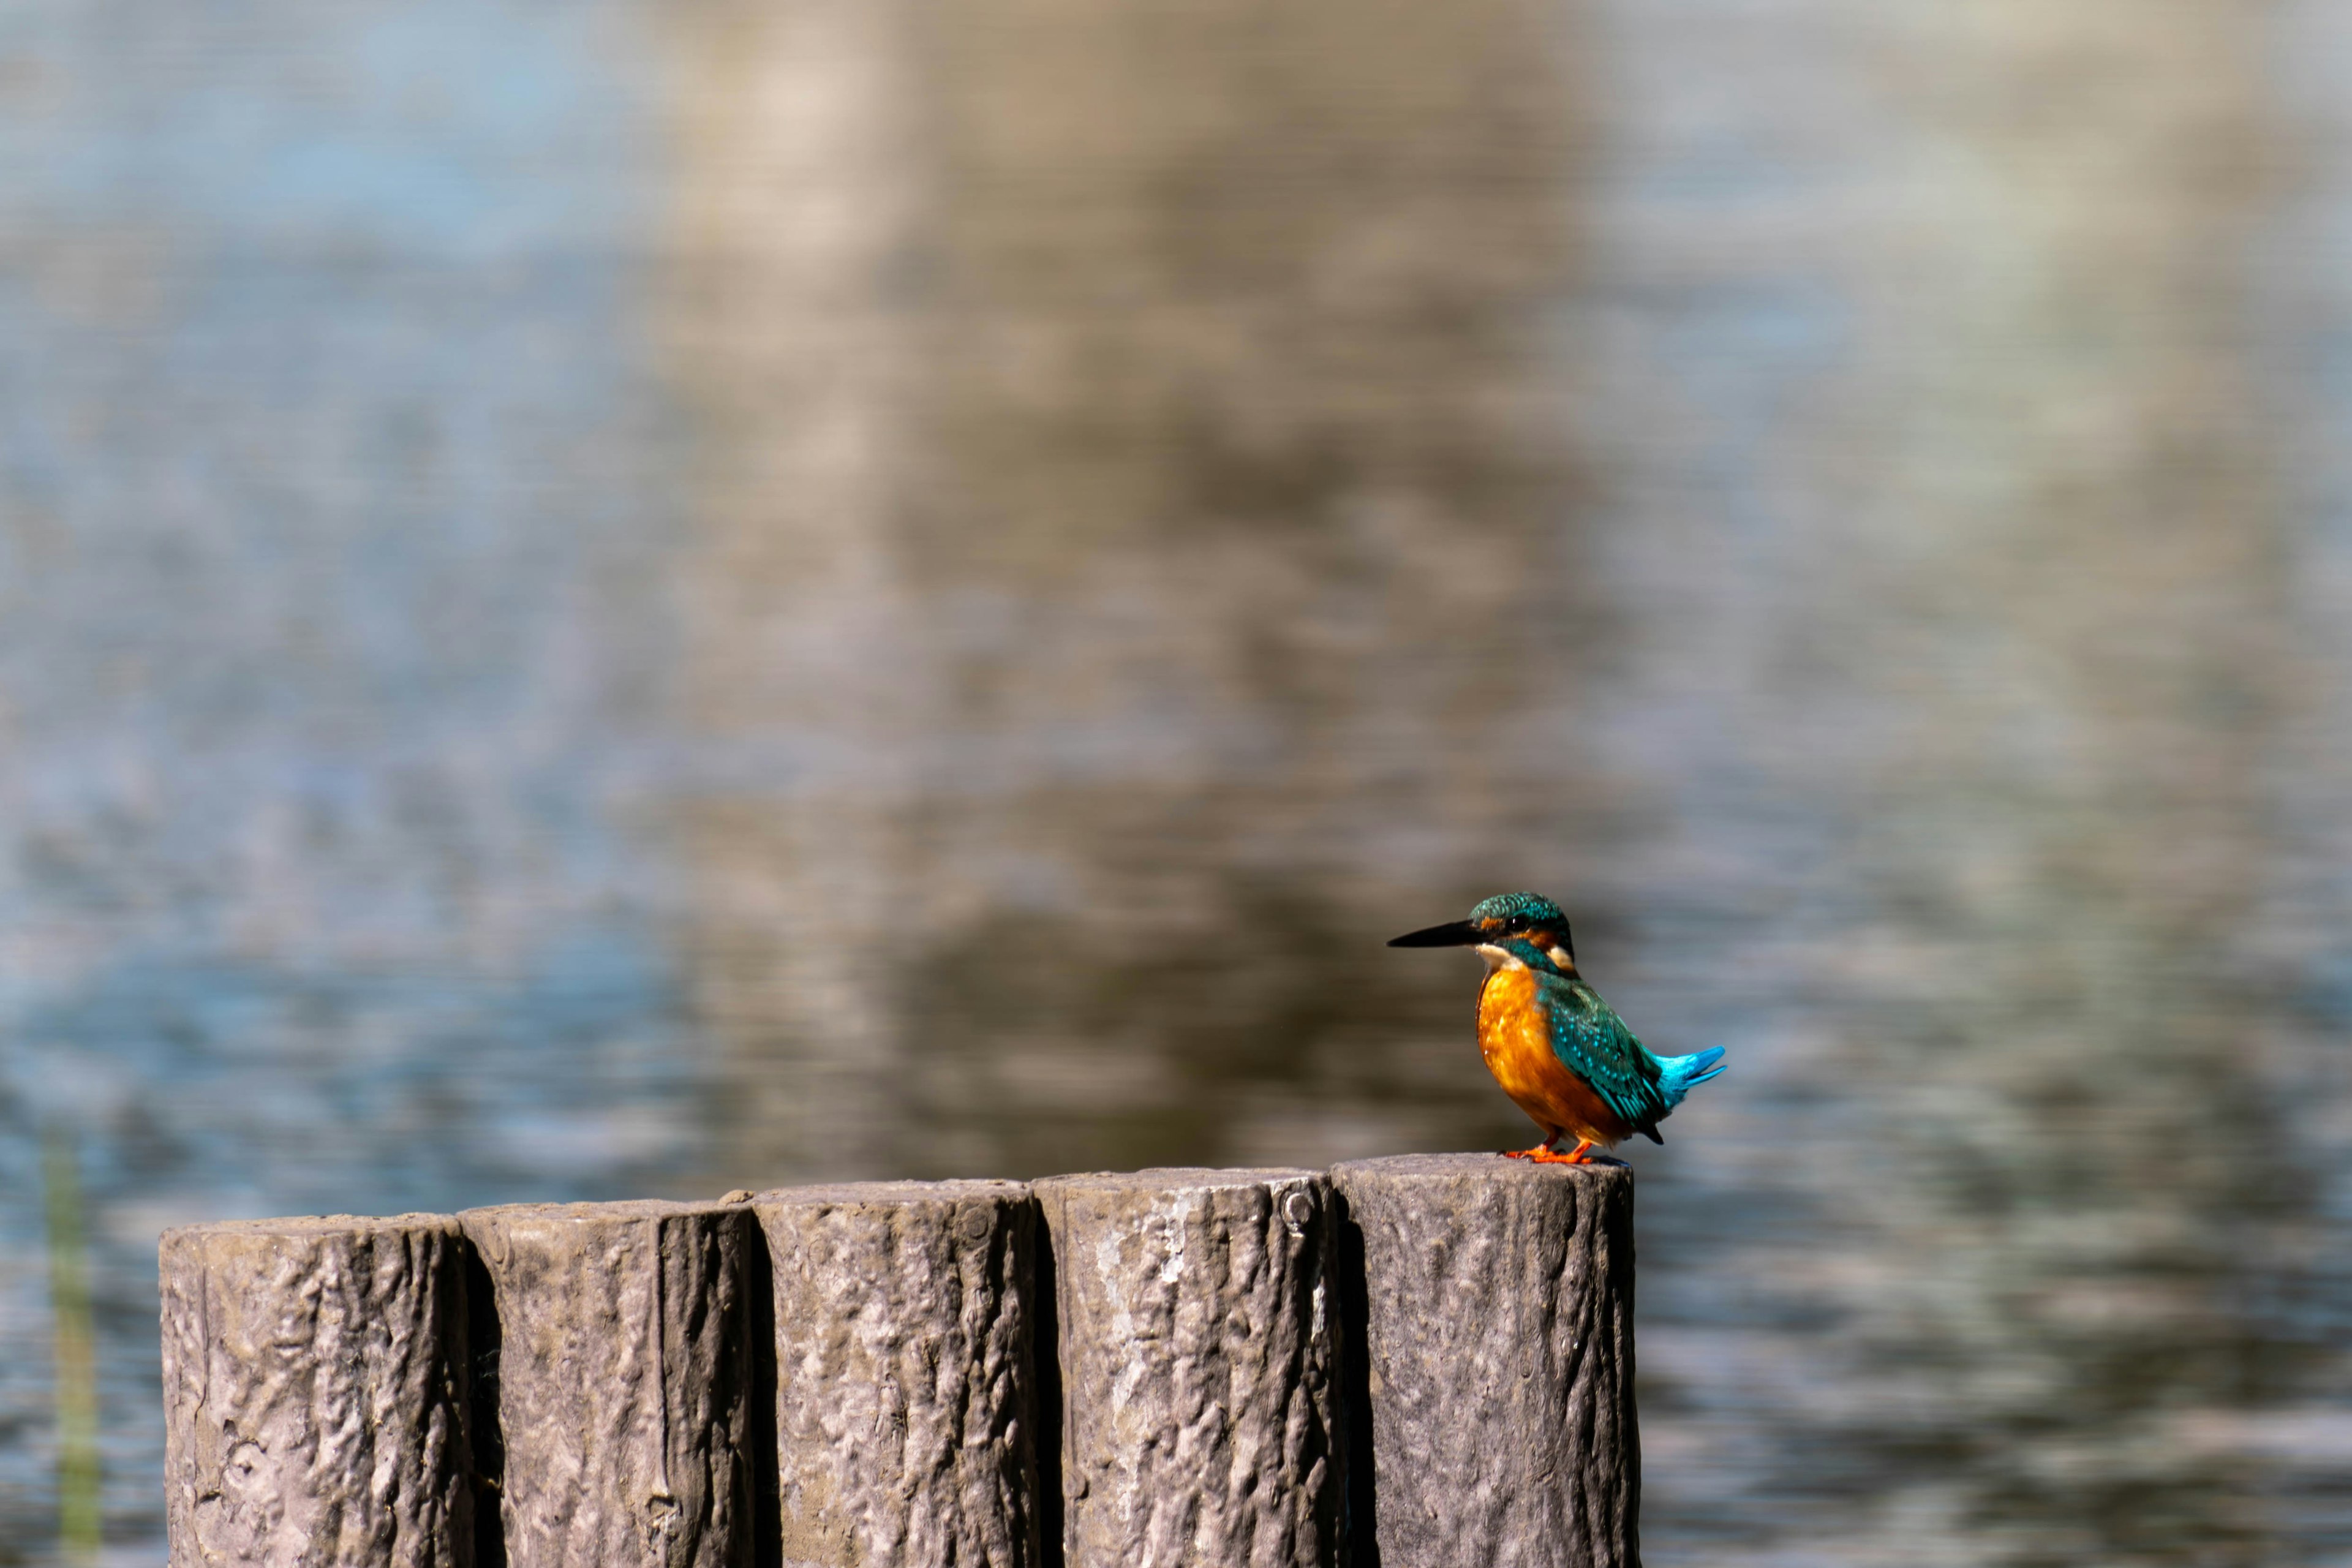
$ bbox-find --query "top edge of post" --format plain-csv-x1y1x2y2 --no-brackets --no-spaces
160,1212,466,1246
458,1197,750,1226
1034,1166,1326,1194
1329,1152,1633,1185
746,1178,1032,1208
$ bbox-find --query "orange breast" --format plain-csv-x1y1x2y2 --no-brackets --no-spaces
1476,967,1630,1145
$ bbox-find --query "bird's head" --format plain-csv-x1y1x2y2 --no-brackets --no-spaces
1387,892,1577,973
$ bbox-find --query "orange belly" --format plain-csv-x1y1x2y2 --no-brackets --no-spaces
1477,968,1630,1145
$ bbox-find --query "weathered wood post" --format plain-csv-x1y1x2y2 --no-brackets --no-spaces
1034,1167,1342,1568
159,1215,478,1568
458,1200,756,1568
161,1158,1646,1568
1330,1154,1638,1568
752,1180,1041,1568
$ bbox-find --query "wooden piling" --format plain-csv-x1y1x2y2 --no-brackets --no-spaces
1033,1167,1342,1568
159,1214,478,1568
752,1180,1040,1568
1330,1153,1639,1568
458,1200,756,1568
161,1160,1644,1568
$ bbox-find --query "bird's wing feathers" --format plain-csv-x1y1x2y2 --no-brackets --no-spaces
1536,972,1670,1132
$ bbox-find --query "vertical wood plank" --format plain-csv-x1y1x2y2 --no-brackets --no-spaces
459,1200,755,1568
1035,1167,1341,1568
753,1180,1040,1568
160,1215,477,1568
1331,1154,1638,1568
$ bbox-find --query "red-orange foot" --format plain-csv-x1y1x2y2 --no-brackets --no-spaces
1503,1139,1596,1164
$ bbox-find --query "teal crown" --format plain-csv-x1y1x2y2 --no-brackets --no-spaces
1470,892,1567,928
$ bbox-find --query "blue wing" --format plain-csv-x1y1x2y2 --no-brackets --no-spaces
1534,971,1673,1135
1533,970,1726,1140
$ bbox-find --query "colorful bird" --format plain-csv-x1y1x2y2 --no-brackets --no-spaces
1389,892,1725,1164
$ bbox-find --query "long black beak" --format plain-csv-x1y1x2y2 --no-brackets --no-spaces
1386,919,1485,948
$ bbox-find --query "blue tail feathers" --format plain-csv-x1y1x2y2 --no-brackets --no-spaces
1657,1046,1727,1107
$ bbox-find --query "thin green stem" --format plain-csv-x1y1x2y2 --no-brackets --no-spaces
44,1128,101,1565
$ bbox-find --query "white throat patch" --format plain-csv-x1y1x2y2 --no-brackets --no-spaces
1475,944,1523,972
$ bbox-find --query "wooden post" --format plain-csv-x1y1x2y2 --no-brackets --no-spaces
159,1215,477,1568
752,1180,1040,1568
160,1158,1643,1568
1034,1167,1341,1568
1330,1154,1638,1568
458,1200,756,1568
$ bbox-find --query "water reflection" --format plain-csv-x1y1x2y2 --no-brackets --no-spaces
658,0,1590,1182
1,0,2349,1562
1580,0,2352,1558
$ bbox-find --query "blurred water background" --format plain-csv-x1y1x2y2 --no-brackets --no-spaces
5,0,2352,1561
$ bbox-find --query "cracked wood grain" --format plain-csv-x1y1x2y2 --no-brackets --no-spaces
459,1200,756,1568
160,1214,477,1568
752,1180,1040,1568
1332,1154,1638,1568
1035,1167,1341,1568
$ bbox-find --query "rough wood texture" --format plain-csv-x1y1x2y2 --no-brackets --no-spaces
752,1180,1039,1568
459,1200,755,1568
1035,1167,1341,1568
160,1215,477,1568
1331,1154,1638,1568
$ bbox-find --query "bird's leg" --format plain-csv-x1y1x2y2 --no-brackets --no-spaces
1524,1138,1597,1166
1504,1128,1566,1161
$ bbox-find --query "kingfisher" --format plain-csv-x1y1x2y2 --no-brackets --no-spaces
1389,892,1725,1164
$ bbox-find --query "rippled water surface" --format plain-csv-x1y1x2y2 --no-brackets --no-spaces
4,1,2351,1561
